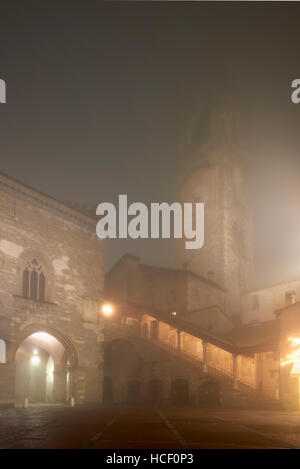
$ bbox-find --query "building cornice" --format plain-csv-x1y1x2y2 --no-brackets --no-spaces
0,171,96,231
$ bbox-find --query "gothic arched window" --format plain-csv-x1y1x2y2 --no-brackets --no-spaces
22,259,46,301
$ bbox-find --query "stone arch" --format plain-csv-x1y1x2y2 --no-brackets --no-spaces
10,324,78,368
104,338,141,403
103,376,114,404
170,378,189,406
127,379,141,404
16,248,55,302
13,325,78,405
146,379,163,405
198,380,220,408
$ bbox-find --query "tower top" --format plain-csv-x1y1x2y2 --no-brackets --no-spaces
178,100,241,185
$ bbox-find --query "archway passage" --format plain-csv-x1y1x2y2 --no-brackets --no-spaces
198,381,220,408
104,339,141,404
15,332,72,405
170,379,189,406
127,379,140,404
103,376,114,404
146,379,163,406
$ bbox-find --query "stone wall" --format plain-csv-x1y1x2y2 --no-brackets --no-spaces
103,322,220,407
0,173,104,407
106,255,188,314
106,254,231,333
244,279,300,323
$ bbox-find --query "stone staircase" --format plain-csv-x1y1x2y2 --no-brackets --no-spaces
141,336,281,410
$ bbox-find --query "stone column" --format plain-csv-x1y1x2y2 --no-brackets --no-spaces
67,366,76,401
202,341,207,373
177,329,181,352
0,362,15,408
233,353,238,390
53,364,67,403
255,353,263,392
73,366,102,405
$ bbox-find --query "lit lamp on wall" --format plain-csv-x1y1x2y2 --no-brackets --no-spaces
101,302,114,317
31,348,40,365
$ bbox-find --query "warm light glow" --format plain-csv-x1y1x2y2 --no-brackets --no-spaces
101,303,113,316
289,337,300,345
281,337,300,374
31,355,40,365
33,349,38,355
171,311,177,316
291,362,300,375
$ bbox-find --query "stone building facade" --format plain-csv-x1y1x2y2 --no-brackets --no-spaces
0,172,104,407
104,256,281,410
106,253,232,334
2,105,300,412
103,107,300,411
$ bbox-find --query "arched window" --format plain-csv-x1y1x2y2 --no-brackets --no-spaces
39,272,45,301
0,340,6,363
22,259,46,301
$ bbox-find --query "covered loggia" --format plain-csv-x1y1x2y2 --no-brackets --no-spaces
15,332,73,405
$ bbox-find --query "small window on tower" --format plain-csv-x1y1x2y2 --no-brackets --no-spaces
285,290,295,305
252,294,259,310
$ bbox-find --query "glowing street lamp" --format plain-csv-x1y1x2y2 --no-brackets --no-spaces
101,303,114,316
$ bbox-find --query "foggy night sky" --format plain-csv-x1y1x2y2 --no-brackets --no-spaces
1,1,300,286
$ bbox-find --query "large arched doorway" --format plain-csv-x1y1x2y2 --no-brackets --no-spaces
170,379,189,406
146,379,163,406
127,379,141,404
198,381,220,408
15,331,74,405
104,339,141,404
103,376,114,404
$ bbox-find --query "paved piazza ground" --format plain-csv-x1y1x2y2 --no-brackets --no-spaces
1,405,300,449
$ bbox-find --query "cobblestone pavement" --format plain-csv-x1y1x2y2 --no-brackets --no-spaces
1,405,300,449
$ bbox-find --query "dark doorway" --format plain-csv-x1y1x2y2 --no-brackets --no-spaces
150,320,159,340
127,379,140,404
103,376,114,404
147,379,162,405
142,323,148,339
198,381,220,408
170,379,189,405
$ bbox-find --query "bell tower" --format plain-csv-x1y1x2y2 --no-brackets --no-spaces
177,104,253,321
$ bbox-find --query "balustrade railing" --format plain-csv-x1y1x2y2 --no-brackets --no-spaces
147,335,256,391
